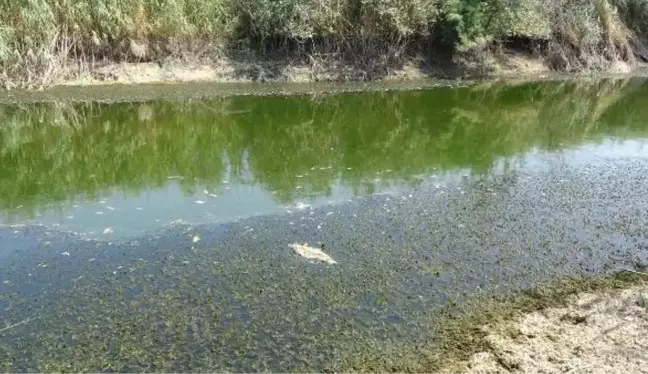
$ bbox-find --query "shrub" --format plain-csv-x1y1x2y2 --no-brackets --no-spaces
1,0,648,87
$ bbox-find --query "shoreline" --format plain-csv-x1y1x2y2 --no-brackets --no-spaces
2,69,648,106
3,0,647,95
56,48,553,87
433,272,648,373
1,49,648,104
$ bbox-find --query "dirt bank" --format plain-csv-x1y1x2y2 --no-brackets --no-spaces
6,47,631,90
440,273,648,373
51,50,548,88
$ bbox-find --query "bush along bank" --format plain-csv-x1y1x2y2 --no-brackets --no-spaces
1,0,647,88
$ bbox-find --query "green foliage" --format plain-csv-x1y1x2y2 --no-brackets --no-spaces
436,0,551,47
360,0,439,38
484,0,550,38
439,0,490,46
434,0,636,70
0,0,647,86
231,0,439,41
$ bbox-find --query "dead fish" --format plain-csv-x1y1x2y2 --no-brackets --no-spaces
289,243,336,265
295,202,310,210
222,109,251,116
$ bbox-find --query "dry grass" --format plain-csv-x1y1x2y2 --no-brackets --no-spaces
0,0,646,88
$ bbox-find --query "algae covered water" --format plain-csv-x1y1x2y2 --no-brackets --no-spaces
1,79,648,371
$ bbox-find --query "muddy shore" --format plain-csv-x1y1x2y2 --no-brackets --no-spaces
2,47,647,97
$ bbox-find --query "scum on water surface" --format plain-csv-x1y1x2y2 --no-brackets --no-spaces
2,156,648,371
1,78,648,371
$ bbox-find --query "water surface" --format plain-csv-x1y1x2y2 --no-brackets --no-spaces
2,79,648,237
1,78,648,371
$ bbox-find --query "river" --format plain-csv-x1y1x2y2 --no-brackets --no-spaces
1,78,647,371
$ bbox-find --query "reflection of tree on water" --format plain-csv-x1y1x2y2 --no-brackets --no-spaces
0,78,647,216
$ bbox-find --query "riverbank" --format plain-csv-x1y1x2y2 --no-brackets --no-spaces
2,46,643,90
2,61,648,106
3,0,648,89
433,273,648,373
40,47,554,87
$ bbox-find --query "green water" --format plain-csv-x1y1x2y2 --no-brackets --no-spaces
2,78,648,237
2,78,648,372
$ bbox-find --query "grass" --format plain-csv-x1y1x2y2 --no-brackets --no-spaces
0,0,646,88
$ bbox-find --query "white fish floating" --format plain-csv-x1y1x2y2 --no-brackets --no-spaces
295,202,311,210
289,243,336,265
103,227,113,234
